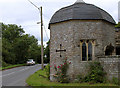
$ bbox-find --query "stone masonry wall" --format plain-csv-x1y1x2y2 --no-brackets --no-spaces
50,20,116,81
99,56,120,81
102,21,116,54
50,21,74,81
71,20,115,79
115,28,120,46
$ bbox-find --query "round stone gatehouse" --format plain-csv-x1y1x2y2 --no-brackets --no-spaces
49,0,117,81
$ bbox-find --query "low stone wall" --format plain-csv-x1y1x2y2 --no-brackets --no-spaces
50,56,120,82
99,56,120,81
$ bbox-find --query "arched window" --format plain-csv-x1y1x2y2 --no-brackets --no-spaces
105,44,114,55
82,43,87,61
116,46,120,55
80,40,95,61
88,42,92,61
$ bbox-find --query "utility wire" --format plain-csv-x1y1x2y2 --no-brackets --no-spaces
43,13,50,19
28,0,39,9
43,25,50,40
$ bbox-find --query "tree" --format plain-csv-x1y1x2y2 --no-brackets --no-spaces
2,38,15,64
25,35,41,64
2,23,41,65
2,23,24,64
2,23,50,65
2,24,25,43
44,40,50,63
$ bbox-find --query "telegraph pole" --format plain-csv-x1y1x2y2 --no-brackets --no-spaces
118,1,120,23
39,7,44,70
28,0,44,70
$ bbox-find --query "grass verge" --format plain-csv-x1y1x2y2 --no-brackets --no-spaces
26,69,119,88
0,64,26,70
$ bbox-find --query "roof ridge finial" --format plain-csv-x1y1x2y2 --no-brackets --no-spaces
75,0,85,3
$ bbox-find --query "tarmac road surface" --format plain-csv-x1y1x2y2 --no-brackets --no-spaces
1,64,41,87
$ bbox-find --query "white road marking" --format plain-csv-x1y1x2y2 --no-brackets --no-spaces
0,72,15,77
0,65,40,78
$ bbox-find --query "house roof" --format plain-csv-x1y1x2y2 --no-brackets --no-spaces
49,2,116,29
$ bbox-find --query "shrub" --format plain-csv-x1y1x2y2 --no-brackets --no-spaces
77,62,106,83
2,61,10,67
77,74,84,83
84,62,106,83
53,58,71,83
44,64,50,80
112,77,119,85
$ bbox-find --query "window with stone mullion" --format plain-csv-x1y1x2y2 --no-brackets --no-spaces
81,40,92,61
88,42,92,61
82,42,87,61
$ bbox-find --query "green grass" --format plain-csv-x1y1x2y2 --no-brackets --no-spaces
26,69,119,88
0,64,26,70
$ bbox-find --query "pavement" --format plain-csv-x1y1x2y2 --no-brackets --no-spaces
1,64,41,87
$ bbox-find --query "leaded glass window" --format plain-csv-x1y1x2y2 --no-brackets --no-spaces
82,43,87,61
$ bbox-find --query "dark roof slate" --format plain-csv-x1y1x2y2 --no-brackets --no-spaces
49,3,116,28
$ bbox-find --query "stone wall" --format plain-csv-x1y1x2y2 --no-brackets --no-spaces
50,21,75,81
115,27,120,55
50,20,116,81
115,28,120,46
99,56,120,81
70,56,120,81
72,20,115,59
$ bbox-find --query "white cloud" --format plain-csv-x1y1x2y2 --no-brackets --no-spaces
0,0,119,46
38,41,48,47
118,1,120,22
0,0,24,3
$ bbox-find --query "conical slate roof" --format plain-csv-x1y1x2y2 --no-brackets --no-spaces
49,2,116,28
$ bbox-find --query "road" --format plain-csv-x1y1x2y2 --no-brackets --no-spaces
1,64,41,87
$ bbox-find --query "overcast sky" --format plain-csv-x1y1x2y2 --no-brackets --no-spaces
0,0,120,45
